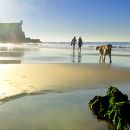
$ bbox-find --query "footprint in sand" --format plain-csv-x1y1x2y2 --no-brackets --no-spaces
14,86,21,87
28,85,34,88
5,80,10,82
21,75,27,78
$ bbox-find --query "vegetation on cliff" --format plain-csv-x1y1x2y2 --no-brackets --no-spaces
88,86,130,130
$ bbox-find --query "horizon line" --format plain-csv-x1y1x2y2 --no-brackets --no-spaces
42,41,130,43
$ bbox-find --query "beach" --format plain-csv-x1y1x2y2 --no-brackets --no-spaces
0,64,130,99
0,43,130,130
0,64,130,130
0,0,130,129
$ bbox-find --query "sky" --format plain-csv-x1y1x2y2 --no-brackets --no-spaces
0,0,130,42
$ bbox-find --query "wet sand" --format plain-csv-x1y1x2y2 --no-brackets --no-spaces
0,64,130,130
0,64,130,98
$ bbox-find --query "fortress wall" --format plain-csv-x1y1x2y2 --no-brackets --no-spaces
0,22,26,42
0,21,41,43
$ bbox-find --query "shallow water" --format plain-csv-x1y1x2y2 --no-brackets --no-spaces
0,86,130,130
0,43,130,67
0,88,117,130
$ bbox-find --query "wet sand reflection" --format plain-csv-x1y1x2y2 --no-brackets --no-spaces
71,50,82,63
0,45,26,64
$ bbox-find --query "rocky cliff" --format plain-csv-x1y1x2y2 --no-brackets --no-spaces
0,21,41,43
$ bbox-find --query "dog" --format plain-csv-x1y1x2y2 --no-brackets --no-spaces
96,44,112,63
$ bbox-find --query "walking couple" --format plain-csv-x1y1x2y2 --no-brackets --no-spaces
71,36,83,51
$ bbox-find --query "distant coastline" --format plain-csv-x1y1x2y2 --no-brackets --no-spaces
0,21,42,43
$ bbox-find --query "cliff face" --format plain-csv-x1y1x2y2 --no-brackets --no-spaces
0,21,41,43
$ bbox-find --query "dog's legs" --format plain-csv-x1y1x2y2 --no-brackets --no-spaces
99,56,101,63
101,56,103,63
99,55,102,63
103,55,105,63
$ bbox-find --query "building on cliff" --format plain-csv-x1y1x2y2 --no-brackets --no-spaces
0,21,41,43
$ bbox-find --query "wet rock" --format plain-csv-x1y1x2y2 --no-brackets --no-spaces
88,86,130,130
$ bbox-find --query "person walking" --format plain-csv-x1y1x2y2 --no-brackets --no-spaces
71,36,77,51
78,37,83,51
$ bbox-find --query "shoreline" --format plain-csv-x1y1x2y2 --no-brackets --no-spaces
1,84,130,105
0,42,130,65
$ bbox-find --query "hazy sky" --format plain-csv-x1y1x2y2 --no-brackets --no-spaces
0,0,130,42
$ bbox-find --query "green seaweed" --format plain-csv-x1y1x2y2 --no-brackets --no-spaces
88,86,130,130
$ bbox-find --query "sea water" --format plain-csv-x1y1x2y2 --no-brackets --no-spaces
0,42,130,66
0,86,130,130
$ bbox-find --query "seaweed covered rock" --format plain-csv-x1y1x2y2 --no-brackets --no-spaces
88,86,130,130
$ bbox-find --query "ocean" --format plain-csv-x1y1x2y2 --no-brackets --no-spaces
0,42,130,66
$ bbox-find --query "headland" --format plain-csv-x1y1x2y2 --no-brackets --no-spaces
0,21,42,43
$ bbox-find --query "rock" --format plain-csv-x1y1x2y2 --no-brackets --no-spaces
0,21,42,43
88,86,130,130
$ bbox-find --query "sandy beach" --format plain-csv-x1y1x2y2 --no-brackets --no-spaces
0,43,130,130
0,0,130,129
0,64,130,99
0,64,130,130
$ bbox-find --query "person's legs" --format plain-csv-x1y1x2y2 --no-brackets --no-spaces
73,45,75,50
78,45,81,51
109,53,112,63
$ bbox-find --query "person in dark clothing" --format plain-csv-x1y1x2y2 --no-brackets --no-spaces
71,36,77,50
78,37,83,51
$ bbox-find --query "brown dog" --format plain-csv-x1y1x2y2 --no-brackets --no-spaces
96,44,112,63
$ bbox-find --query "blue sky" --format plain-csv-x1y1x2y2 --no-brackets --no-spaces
0,0,130,42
